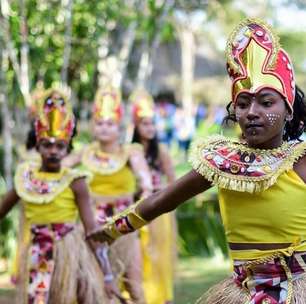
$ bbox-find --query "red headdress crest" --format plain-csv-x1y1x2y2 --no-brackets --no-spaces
226,19,295,112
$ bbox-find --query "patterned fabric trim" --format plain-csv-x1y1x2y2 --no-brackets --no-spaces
14,162,88,204
28,223,74,304
189,135,306,193
94,197,133,225
234,251,306,304
82,142,133,175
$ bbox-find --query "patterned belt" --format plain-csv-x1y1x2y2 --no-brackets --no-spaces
95,197,132,225
234,251,306,304
28,223,74,304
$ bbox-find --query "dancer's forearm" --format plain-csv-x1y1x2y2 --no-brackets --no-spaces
136,169,211,221
89,170,211,243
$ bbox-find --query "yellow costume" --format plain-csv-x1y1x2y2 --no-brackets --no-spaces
189,135,306,258
82,142,145,296
81,85,152,304
14,162,104,304
90,19,306,304
82,141,147,303
140,166,175,304
140,215,175,304
12,86,105,304
189,135,306,304
130,88,175,304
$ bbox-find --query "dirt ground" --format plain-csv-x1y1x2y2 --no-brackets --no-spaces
0,293,14,304
0,273,14,304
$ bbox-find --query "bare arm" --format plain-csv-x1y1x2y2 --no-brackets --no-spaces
159,144,176,184
89,169,212,243
71,177,117,295
129,147,153,197
62,150,83,168
71,177,96,234
0,189,20,220
137,169,211,221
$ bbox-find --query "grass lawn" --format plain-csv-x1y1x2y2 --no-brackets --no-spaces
174,256,230,304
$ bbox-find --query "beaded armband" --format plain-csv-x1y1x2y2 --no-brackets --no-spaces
90,200,147,243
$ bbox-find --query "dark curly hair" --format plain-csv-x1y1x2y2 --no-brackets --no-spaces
26,122,37,150
223,85,306,141
132,126,160,170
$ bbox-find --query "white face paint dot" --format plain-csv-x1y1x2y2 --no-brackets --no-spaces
283,56,287,62
256,30,264,37
287,63,292,70
266,113,281,126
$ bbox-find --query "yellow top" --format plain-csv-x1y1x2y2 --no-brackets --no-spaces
220,170,306,259
189,136,306,260
14,163,84,224
89,166,136,196
81,142,137,196
23,186,77,224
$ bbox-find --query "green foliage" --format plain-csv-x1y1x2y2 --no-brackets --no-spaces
0,176,17,261
175,163,228,257
175,257,230,304
177,195,228,257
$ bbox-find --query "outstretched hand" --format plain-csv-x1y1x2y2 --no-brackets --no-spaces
86,226,114,244
104,280,127,302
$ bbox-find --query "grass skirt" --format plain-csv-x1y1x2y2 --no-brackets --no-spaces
109,232,145,303
197,273,306,304
15,228,105,304
109,233,136,276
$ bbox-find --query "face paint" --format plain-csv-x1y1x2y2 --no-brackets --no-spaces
266,113,281,126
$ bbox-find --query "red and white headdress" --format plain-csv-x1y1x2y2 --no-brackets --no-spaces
226,19,295,112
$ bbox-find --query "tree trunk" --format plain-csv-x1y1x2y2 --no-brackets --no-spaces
136,0,174,90
0,0,31,107
19,0,31,107
116,21,137,88
61,0,74,85
178,25,195,117
136,40,151,88
97,34,110,88
0,49,13,188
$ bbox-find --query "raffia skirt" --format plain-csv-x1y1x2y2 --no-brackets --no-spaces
109,232,145,303
15,224,105,304
197,252,306,304
108,233,137,276
198,274,306,304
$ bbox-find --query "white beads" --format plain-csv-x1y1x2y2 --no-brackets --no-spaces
266,113,280,126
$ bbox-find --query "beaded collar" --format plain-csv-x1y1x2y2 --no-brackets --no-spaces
14,162,86,204
189,135,306,193
82,142,131,175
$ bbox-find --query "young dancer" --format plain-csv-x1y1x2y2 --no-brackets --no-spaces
90,19,306,304
130,89,176,304
64,85,152,304
0,88,107,304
